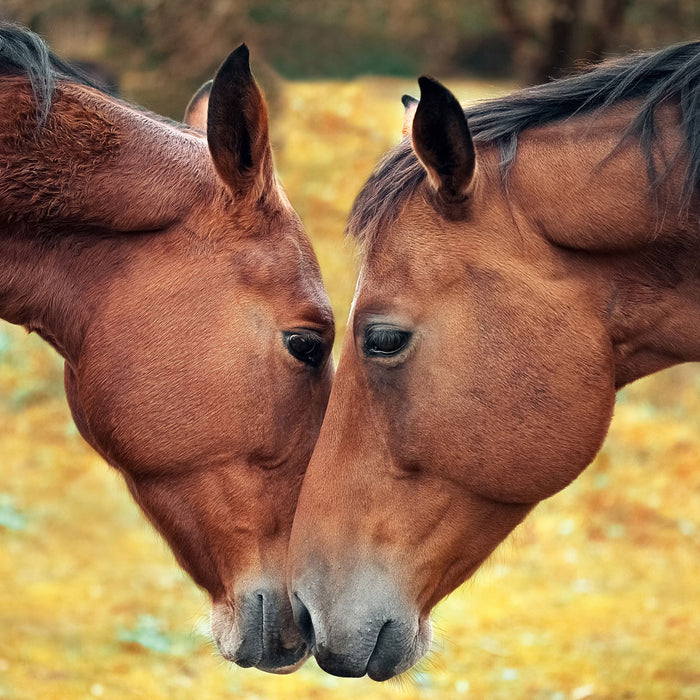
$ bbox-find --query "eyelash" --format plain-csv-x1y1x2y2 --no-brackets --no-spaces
283,331,325,368
363,326,412,357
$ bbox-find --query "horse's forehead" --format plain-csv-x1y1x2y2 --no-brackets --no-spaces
223,223,329,311
360,221,486,297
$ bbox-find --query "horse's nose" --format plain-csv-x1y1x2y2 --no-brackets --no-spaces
292,589,372,677
291,591,316,649
212,588,309,673
366,618,429,682
291,574,432,681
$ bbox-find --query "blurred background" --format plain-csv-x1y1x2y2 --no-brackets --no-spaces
0,1,699,698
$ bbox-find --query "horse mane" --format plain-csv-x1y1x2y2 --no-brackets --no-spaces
0,23,211,230
0,23,187,132
348,41,700,249
0,24,111,126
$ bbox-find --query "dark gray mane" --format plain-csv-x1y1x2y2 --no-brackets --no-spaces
0,23,185,131
0,24,110,125
348,41,700,247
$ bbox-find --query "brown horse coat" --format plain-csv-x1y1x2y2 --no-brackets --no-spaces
0,26,334,672
289,42,700,680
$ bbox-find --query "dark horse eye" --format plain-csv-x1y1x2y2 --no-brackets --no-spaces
283,331,324,367
363,326,412,357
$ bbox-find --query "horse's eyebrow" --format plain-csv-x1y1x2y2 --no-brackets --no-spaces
294,302,334,329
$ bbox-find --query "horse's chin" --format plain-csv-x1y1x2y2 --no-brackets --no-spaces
255,653,310,675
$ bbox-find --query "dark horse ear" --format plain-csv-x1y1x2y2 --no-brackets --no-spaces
207,44,274,200
412,76,475,200
183,79,213,132
401,94,418,138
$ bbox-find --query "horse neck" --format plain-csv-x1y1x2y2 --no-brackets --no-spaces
0,227,132,365
508,102,700,386
0,80,213,366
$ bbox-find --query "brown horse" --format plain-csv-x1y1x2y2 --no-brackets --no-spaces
0,26,334,672
288,43,700,680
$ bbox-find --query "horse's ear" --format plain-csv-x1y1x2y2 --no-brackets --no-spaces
183,79,212,132
412,76,475,200
207,44,274,199
401,94,418,138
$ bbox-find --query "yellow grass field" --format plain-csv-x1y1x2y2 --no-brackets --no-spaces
0,77,699,700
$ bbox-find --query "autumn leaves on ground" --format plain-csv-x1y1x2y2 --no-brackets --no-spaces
0,78,699,700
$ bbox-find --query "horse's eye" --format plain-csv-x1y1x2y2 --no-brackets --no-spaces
283,331,324,368
363,326,412,357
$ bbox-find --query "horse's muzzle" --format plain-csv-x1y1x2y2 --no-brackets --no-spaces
291,573,432,681
211,588,309,673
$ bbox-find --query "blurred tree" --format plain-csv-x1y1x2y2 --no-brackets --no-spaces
494,0,630,82
492,0,699,83
2,0,699,110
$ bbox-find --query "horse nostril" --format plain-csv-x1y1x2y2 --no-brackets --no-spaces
292,592,316,649
230,592,264,668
